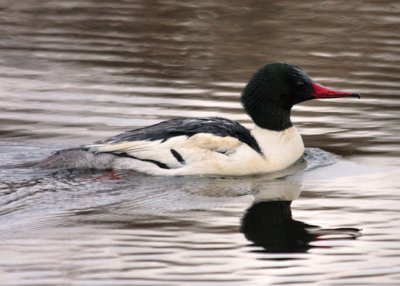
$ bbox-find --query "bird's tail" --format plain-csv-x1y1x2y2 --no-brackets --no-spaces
10,148,116,170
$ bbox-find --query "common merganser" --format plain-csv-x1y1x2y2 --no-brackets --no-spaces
38,63,360,176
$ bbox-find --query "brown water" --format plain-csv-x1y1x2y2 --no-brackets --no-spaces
0,0,399,285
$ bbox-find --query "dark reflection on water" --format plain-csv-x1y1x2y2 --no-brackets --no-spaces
242,200,360,254
0,0,400,285
0,145,394,285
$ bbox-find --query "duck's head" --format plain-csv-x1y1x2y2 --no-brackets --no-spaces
241,63,360,131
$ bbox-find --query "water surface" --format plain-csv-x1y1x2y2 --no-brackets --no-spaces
0,0,399,285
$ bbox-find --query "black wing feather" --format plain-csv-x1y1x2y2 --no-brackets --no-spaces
97,117,262,154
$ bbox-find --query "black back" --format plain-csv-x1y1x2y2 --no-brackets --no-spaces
96,117,262,154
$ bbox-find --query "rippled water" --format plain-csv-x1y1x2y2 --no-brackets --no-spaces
0,0,399,285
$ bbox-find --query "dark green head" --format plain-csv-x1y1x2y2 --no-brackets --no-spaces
241,63,360,131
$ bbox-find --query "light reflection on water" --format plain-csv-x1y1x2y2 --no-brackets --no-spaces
0,0,399,285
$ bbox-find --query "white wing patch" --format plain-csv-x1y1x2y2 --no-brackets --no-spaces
186,133,241,153
85,133,243,172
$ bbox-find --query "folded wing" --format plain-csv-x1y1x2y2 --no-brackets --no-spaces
83,117,261,171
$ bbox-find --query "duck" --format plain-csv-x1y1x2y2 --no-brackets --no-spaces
37,63,360,176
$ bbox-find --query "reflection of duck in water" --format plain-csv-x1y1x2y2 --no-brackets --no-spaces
241,184,361,253
33,63,359,176
241,200,361,253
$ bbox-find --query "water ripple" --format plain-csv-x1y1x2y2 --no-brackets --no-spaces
0,0,399,285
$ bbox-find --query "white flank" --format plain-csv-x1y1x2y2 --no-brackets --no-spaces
85,126,304,176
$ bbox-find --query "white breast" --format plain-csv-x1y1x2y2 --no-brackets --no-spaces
250,125,305,173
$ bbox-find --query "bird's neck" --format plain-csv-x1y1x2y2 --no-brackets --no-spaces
248,105,293,131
